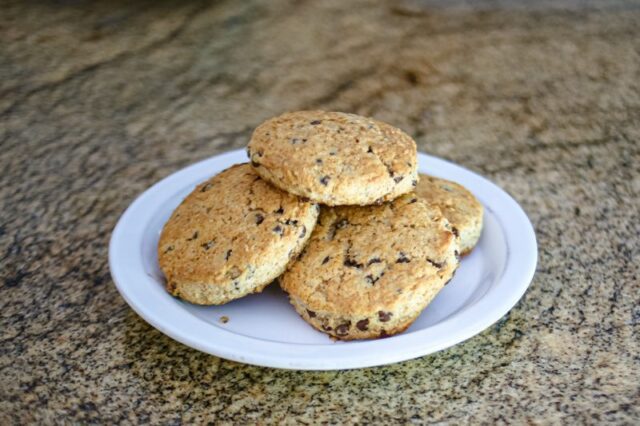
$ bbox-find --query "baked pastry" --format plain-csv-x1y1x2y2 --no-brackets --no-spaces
415,174,483,255
247,111,418,206
158,164,319,305
279,194,459,340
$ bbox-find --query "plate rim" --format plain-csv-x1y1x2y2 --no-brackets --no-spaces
109,150,537,370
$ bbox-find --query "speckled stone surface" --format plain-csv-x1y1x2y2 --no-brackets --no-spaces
1,0,639,423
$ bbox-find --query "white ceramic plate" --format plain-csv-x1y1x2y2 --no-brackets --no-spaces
109,150,537,370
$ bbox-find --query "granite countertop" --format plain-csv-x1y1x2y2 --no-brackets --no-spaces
1,0,638,423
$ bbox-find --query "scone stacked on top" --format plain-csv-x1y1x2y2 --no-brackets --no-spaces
158,111,484,340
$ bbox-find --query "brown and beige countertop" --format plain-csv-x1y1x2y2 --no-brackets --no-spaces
1,0,638,423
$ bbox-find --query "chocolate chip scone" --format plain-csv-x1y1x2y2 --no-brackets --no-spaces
247,111,418,206
279,194,459,340
415,174,484,255
158,163,319,305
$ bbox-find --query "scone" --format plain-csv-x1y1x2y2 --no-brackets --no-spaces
415,174,483,255
247,111,418,206
279,194,459,340
158,163,319,305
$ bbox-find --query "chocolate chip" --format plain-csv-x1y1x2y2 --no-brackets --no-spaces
285,219,299,226
310,120,322,125
426,258,444,268
201,241,214,250
335,323,351,336
320,176,330,186
225,249,232,261
251,160,260,167
367,257,381,266
275,207,284,214
255,214,264,225
164,245,174,253
396,252,410,263
297,248,307,261
409,198,418,203
451,227,460,238
367,146,374,153
365,273,384,285
299,226,306,238
344,258,363,268
273,225,284,236
316,158,323,164
329,151,337,156
454,250,460,261
322,256,331,264
393,176,404,183
306,309,317,318
322,325,333,331
187,231,198,241
225,267,241,280
405,70,419,85
378,311,392,322
327,218,347,241
356,319,369,331
167,281,177,292
412,179,418,187
200,183,212,192
379,329,390,338
291,138,300,144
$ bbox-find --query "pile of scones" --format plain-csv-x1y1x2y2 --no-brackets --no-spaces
159,111,483,340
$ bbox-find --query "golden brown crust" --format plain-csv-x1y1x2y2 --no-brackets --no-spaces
247,111,418,206
280,194,459,340
415,175,484,255
158,163,319,305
